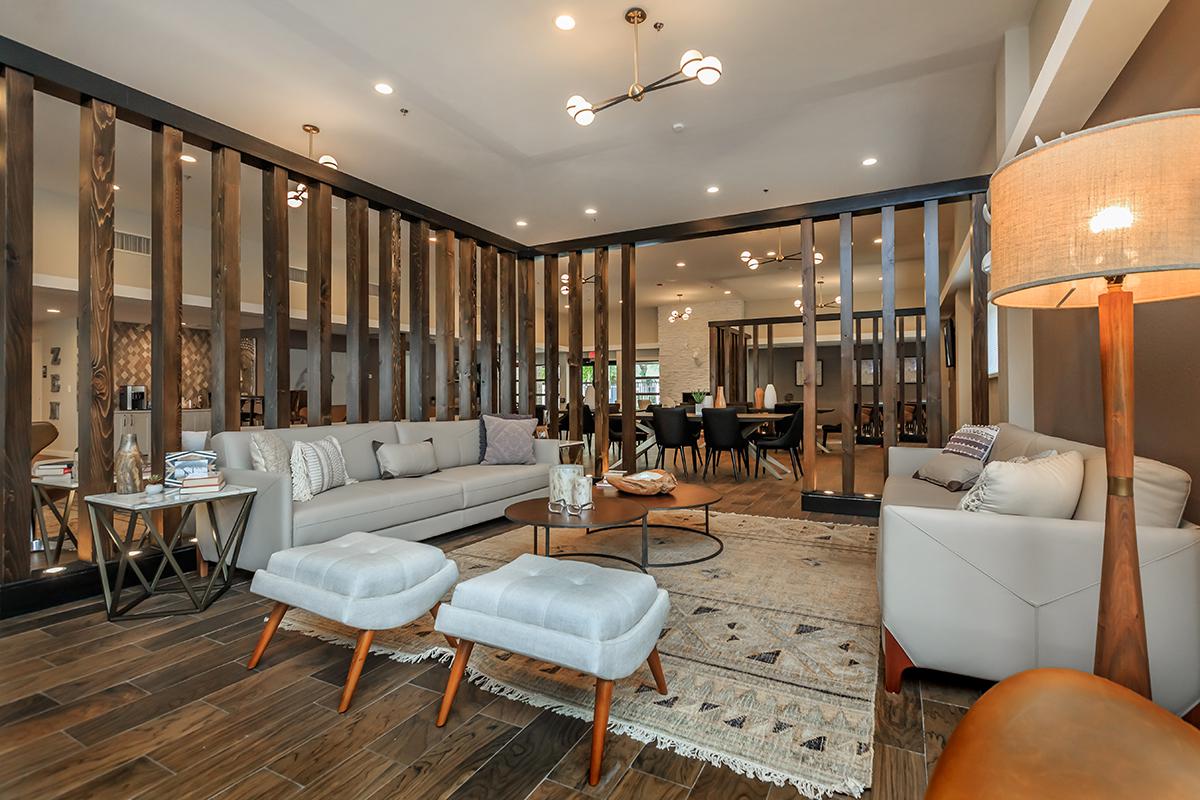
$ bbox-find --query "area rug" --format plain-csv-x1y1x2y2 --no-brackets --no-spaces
280,511,879,798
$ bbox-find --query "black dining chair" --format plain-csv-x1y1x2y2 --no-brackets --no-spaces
609,414,649,469
754,409,804,481
652,407,701,475
701,408,750,480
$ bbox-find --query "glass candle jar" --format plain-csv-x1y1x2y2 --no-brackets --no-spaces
548,464,584,513
566,474,594,516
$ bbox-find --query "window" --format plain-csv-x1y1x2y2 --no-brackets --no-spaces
582,359,619,403
634,361,660,407
535,363,547,407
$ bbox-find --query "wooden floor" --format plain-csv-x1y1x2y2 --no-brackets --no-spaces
0,460,988,800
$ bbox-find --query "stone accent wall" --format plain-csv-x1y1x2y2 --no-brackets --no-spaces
657,298,743,406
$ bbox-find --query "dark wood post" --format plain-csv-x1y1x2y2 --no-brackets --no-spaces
479,245,498,415
211,146,241,433
0,68,33,579
838,212,855,493
924,204,945,446
262,165,290,428
593,247,610,475
881,205,898,454
518,257,536,415
378,209,403,420
499,252,516,413
709,326,719,398
306,182,332,426
435,229,457,421
408,221,430,421
567,250,583,441
151,124,183,482
458,238,478,418
620,244,637,463
345,196,370,423
800,218,818,490
970,193,990,424
543,255,560,436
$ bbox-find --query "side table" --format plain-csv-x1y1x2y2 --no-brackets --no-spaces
31,474,78,566
84,485,256,619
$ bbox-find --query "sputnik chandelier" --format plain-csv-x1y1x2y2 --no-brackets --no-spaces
667,295,692,324
566,7,722,127
286,124,339,208
740,227,823,271
792,280,840,312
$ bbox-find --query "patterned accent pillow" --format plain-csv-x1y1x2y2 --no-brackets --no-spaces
249,431,290,473
290,436,354,502
480,415,537,465
943,424,1001,461
479,413,534,462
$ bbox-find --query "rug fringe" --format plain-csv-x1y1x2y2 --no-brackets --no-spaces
280,616,867,799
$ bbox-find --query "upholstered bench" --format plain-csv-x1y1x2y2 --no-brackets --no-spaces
247,531,458,713
433,554,670,785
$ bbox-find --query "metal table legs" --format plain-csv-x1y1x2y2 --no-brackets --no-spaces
531,520,650,574
32,485,77,566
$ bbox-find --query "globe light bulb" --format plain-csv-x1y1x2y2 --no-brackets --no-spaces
835,295,842,305
566,95,585,114
814,251,824,264
739,250,751,262
681,313,690,320
560,285,569,295
668,316,676,323
286,192,303,209
574,107,595,126
696,56,722,86
679,49,703,78
560,273,570,283
684,307,692,315
318,154,338,169
748,258,758,270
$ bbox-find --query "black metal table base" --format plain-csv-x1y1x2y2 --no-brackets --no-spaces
531,521,650,574
32,485,77,566
586,505,724,569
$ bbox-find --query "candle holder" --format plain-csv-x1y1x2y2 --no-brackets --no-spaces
548,464,585,513
566,474,595,516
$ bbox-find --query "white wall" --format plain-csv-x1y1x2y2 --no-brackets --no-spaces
657,298,744,406
33,317,80,458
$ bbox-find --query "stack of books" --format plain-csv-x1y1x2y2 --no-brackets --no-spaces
179,472,226,495
34,461,73,477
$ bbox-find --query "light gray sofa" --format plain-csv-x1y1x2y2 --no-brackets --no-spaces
880,423,1200,715
203,420,559,572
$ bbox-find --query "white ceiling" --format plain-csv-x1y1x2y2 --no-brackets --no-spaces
4,0,1032,246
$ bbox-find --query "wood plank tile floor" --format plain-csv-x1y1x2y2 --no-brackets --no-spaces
0,461,990,800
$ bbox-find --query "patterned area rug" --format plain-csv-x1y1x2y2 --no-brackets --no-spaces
281,511,879,798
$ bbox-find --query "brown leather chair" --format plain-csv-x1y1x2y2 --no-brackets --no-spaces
32,421,59,459
926,668,1200,799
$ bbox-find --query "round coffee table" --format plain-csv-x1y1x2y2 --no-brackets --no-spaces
505,497,649,572
592,483,724,568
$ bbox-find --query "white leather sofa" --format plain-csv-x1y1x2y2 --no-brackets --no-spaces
202,420,559,572
880,423,1200,715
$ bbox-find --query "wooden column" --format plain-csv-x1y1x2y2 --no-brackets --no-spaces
408,221,430,421
767,324,775,385
543,255,560,436
435,229,457,421
924,200,943,447
0,68,33,579
479,246,498,414
306,182,332,426
499,251,516,413
378,209,403,420
970,193,990,424
151,124,183,482
210,147,241,433
800,218,818,491
751,325,759,395
708,326,719,398
620,244,636,462
838,212,855,494
458,238,478,418
881,205,898,454
517,257,536,415
262,165,290,428
345,196,370,422
593,247,610,475
567,250,583,441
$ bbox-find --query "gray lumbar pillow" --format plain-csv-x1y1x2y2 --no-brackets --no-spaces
373,439,439,479
914,452,985,492
480,415,537,465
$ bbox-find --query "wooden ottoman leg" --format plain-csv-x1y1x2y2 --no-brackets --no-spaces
247,602,288,669
437,640,475,727
647,648,668,695
590,678,614,785
339,629,376,713
430,601,459,649
884,627,915,694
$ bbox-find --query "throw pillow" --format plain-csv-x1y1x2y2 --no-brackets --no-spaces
290,436,354,502
958,449,1085,518
480,414,537,465
479,413,535,461
373,439,439,479
249,431,290,473
914,424,1002,491
943,424,1001,461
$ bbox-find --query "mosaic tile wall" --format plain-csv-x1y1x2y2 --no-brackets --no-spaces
112,322,213,407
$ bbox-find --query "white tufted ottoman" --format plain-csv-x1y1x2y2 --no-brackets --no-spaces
247,531,458,713
433,554,670,785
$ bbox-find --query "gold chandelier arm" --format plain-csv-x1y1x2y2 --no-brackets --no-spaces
593,92,634,114
632,15,640,87
642,73,693,94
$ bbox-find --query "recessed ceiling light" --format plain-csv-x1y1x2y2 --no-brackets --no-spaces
113,185,120,191
429,234,437,242
862,157,878,166
724,290,732,295
373,82,394,95
873,237,883,244
180,154,196,163
564,303,570,308
766,251,775,257
878,276,883,281
676,261,686,268
555,15,576,30
44,566,66,575
516,220,528,227
706,186,719,194
584,207,597,215
46,308,60,313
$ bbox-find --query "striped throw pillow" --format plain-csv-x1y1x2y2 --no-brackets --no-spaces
290,436,354,502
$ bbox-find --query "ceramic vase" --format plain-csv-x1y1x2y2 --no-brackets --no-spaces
714,386,727,408
754,386,765,409
114,433,145,495
548,464,584,512
764,383,778,411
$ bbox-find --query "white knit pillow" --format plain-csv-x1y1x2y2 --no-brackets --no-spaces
290,436,354,502
959,449,1084,519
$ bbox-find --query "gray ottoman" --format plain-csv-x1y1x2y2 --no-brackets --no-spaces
433,554,670,785
248,531,458,712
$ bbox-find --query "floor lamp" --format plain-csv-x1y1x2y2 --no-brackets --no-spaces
989,109,1200,697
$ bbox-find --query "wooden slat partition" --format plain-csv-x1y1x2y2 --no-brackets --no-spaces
709,326,719,398
499,252,516,413
620,244,637,461
262,165,289,428
767,324,774,384
151,124,183,479
543,254,560,436
377,209,403,420
458,238,478,418
838,212,854,493
1,68,33,579
210,146,241,433
306,182,332,426
479,246,498,415
408,221,430,421
970,193,990,424
800,219,818,490
751,325,759,392
567,250,583,441
517,256,536,415
77,97,117,560
345,196,370,423
881,205,898,454
435,229,457,421
923,200,943,447
593,247,610,475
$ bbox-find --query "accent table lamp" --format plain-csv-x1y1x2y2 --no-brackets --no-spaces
989,109,1200,698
